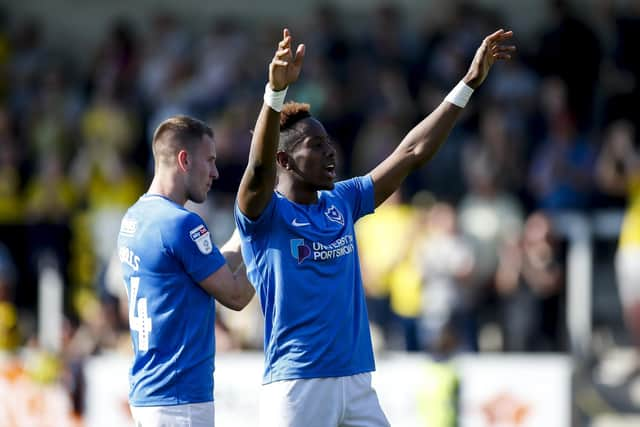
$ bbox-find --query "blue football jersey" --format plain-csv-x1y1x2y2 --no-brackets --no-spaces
235,176,376,384
118,194,226,406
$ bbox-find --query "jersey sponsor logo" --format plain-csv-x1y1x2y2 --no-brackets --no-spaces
290,239,311,264
325,205,344,226
190,224,213,255
291,218,311,227
120,217,137,236
290,234,355,263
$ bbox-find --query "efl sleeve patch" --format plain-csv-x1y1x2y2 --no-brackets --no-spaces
189,224,213,255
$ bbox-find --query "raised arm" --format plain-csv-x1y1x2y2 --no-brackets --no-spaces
237,29,305,219
370,29,515,207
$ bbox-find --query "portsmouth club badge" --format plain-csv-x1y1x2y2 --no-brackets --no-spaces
325,205,344,226
190,224,213,255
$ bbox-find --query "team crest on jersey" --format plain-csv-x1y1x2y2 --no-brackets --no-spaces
120,217,137,236
190,224,213,255
324,205,344,226
290,239,311,264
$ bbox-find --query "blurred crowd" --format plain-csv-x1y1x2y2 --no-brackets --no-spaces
0,0,640,419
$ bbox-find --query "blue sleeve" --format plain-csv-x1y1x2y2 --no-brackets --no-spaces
331,176,375,221
234,193,278,241
167,212,226,282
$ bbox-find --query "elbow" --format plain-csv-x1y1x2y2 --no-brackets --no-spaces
227,291,254,311
405,140,436,169
227,300,246,311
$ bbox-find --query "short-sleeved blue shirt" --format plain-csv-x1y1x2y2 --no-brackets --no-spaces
118,194,226,406
235,176,376,384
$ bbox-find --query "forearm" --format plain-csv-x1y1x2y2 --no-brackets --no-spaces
248,103,280,178
372,29,513,207
220,229,244,272
403,28,514,167
370,97,466,207
401,100,464,169
230,263,255,310
221,249,243,273
237,103,280,217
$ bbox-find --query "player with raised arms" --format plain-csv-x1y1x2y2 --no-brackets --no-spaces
118,115,255,426
236,28,515,426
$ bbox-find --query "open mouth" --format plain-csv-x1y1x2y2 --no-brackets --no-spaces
325,163,336,178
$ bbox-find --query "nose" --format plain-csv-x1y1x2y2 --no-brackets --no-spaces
211,164,219,181
326,142,336,159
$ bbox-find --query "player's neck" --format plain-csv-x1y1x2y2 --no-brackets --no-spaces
276,179,318,205
148,174,187,206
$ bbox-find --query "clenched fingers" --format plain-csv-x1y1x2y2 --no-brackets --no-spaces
275,48,291,60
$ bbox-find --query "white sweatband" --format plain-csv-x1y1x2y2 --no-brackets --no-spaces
445,80,474,108
264,83,288,112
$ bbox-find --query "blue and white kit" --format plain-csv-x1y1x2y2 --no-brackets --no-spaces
118,194,226,406
235,176,376,384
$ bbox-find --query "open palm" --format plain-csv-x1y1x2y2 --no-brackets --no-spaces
269,28,305,91
465,29,515,89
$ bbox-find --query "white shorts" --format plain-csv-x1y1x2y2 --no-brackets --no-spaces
259,372,390,427
130,401,214,427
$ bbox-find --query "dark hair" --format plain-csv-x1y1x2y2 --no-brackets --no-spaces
152,115,213,165
278,102,312,152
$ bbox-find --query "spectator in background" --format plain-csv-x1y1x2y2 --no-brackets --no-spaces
23,154,77,223
385,193,433,353
26,63,82,173
357,189,423,351
72,70,146,290
463,105,525,196
417,201,474,355
484,56,539,133
596,120,640,372
7,17,49,119
495,211,564,351
138,12,190,108
84,151,145,270
536,0,601,131
528,77,596,211
596,0,640,130
351,110,406,178
87,20,140,104
191,17,249,113
206,100,255,194
458,129,524,348
23,153,76,288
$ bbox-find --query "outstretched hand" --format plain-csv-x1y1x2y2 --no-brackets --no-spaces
269,28,305,91
464,29,515,89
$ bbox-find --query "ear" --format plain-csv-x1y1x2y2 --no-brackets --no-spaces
276,151,292,170
177,149,189,172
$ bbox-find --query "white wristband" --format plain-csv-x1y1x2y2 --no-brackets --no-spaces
264,83,288,112
445,80,474,108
